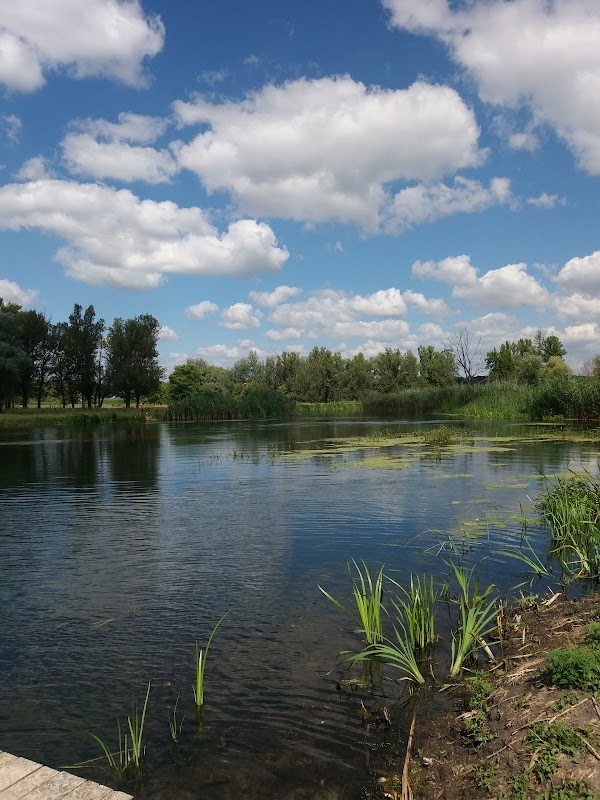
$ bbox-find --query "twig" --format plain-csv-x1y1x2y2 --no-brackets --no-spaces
547,697,588,724
577,731,600,761
542,592,561,607
591,695,600,721
512,697,588,734
401,711,416,800
486,743,514,760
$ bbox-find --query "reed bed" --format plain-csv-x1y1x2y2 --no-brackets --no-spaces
168,388,295,421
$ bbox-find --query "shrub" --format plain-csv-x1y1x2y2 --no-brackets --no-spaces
542,647,600,691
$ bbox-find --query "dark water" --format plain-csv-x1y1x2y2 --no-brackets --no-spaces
0,418,597,798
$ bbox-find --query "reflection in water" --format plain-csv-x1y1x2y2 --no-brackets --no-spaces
0,418,597,798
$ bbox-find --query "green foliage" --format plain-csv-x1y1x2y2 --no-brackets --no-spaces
449,562,498,677
319,560,385,646
465,672,493,709
66,682,151,779
168,386,295,420
525,722,588,783
462,708,495,748
106,315,163,407
194,612,229,710
583,622,600,648
472,761,497,792
498,769,534,800
542,646,600,691
346,623,426,686
387,574,437,650
537,779,598,800
422,424,456,447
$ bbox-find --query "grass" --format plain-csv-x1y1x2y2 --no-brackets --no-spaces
168,388,295,421
422,424,456,447
194,611,230,710
346,623,426,686
0,406,146,428
525,721,592,783
295,400,363,415
387,574,437,651
542,646,600,692
319,560,385,646
537,472,600,579
65,682,151,779
168,692,184,743
449,562,499,677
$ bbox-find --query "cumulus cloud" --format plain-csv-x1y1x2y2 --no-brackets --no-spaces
403,290,448,317
386,176,511,232
0,277,39,307
249,285,301,308
0,0,164,92
172,76,484,229
0,179,289,289
185,300,219,320
412,255,550,308
158,325,179,341
526,193,564,209
563,323,600,345
62,112,176,183
383,0,600,173
555,293,600,320
265,327,303,341
14,156,52,181
509,132,540,153
220,303,262,329
557,250,600,294
196,342,267,366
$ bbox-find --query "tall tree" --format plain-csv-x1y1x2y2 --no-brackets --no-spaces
106,315,163,407
0,300,29,411
418,345,457,386
18,309,51,407
68,304,105,407
446,326,483,383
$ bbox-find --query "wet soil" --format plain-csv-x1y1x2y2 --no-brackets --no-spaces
368,593,600,800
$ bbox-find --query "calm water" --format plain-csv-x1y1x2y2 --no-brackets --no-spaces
0,417,597,798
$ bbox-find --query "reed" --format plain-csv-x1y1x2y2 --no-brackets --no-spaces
168,692,184,743
319,560,385,646
346,623,426,686
387,574,437,650
448,563,498,677
65,682,151,779
194,611,230,710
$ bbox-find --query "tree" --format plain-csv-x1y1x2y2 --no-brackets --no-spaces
106,315,163,407
0,299,29,411
372,348,419,393
68,304,105,407
446,326,483,383
18,309,51,407
418,345,457,386
338,353,374,399
168,358,230,401
544,355,572,380
296,347,343,402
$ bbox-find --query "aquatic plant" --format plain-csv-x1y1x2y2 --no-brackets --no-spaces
448,563,498,677
66,682,151,779
194,611,230,710
319,560,385,646
496,531,551,585
422,425,455,447
346,622,426,686
537,472,600,579
168,692,184,743
387,574,437,651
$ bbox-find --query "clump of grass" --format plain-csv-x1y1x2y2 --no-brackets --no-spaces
319,560,385,646
387,574,437,651
346,621,426,686
542,646,600,692
449,562,498,677
65,682,151,779
583,622,600,648
538,779,598,800
422,424,456,447
525,721,589,783
194,611,229,710
537,472,600,579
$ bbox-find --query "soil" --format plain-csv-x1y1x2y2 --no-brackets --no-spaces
370,593,600,800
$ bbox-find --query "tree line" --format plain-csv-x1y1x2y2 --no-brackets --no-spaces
0,298,163,412
166,328,575,405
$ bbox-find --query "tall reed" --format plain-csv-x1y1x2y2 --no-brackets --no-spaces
448,563,498,677
194,611,230,710
319,560,385,646
387,574,437,650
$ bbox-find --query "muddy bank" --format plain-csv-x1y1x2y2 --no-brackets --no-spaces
368,593,600,800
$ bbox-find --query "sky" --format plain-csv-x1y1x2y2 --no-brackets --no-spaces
0,0,599,374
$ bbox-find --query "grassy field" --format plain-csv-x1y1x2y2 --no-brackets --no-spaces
0,405,149,428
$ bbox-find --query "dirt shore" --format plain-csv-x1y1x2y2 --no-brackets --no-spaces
372,592,600,800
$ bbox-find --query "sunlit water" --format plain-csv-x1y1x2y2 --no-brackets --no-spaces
0,417,597,798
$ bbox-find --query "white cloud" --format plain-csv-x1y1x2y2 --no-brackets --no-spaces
185,300,219,320
334,240,344,253
509,132,540,153
14,156,52,181
265,327,303,341
63,134,178,183
526,193,564,209
220,303,262,329
62,113,176,183
0,179,289,289
243,55,262,67
557,250,600,294
198,69,229,86
403,290,448,317
158,325,179,341
0,278,39,307
196,342,266,366
1,114,21,143
554,293,600,320
249,285,301,308
0,0,164,92
383,0,600,174
387,176,510,232
563,323,600,345
172,76,484,229
412,255,550,308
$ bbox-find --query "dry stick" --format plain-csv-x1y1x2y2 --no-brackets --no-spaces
591,695,600,721
512,697,589,734
401,711,416,800
486,742,514,760
542,592,562,607
578,732,600,761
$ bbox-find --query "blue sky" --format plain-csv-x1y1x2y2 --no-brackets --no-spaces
1,0,599,373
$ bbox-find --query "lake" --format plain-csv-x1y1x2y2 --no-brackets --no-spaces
0,417,597,799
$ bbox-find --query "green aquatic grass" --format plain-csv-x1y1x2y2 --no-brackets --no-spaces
319,560,385,646
387,574,437,651
346,623,426,686
168,692,184,743
194,611,230,710
448,563,498,677
65,682,151,779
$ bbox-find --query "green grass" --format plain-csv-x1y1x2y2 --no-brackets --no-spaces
319,560,385,647
65,682,151,779
449,562,498,677
0,406,146,428
387,574,437,651
295,400,363,415
168,388,295,421
542,646,600,692
194,611,229,710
